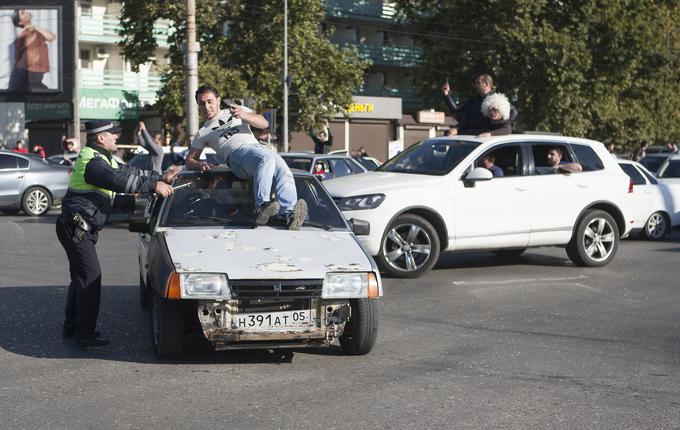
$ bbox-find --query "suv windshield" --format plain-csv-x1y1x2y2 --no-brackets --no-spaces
159,171,347,229
378,139,480,175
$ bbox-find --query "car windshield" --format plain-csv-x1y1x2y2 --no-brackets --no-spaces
377,139,480,175
128,153,183,171
159,171,347,229
281,156,312,172
639,156,667,173
658,159,680,178
355,157,379,170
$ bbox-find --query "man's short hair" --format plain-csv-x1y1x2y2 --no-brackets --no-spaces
548,146,563,156
195,85,220,101
483,153,496,163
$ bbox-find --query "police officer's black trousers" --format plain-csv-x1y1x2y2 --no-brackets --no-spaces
55,215,101,340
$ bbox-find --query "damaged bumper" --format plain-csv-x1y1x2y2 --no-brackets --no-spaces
197,299,351,350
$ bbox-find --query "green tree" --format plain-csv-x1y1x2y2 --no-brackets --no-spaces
118,0,368,131
395,0,680,150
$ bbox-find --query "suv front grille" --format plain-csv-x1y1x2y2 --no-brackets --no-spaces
229,279,323,300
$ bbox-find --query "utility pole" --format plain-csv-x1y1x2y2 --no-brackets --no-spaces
282,0,289,152
185,0,199,142
72,0,80,139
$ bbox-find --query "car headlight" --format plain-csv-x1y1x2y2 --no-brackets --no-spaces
337,194,385,211
180,273,230,298
323,272,379,298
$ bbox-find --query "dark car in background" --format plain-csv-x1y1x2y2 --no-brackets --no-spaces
0,150,71,216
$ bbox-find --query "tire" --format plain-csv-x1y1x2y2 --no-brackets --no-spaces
340,299,379,355
139,274,150,310
151,291,183,358
566,209,619,267
642,211,667,241
377,214,440,278
22,187,51,216
1,208,20,215
492,248,526,258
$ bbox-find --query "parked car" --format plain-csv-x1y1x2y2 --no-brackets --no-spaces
639,153,673,175
328,150,382,170
47,152,124,166
0,150,71,216
130,167,382,358
280,152,368,180
324,135,633,278
618,160,680,240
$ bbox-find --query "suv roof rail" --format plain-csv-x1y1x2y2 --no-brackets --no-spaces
521,131,563,136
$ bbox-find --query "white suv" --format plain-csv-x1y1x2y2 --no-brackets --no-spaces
324,134,633,278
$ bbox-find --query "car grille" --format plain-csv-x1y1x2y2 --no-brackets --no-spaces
229,279,323,300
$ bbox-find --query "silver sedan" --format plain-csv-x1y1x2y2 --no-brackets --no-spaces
0,150,71,216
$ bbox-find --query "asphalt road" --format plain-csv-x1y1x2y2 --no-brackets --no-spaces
1,212,679,429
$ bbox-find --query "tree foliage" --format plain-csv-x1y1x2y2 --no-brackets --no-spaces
395,0,680,149
118,0,368,130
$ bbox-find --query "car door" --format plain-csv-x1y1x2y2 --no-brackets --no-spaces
138,194,163,283
453,143,531,249
0,153,24,205
527,142,592,246
619,163,656,225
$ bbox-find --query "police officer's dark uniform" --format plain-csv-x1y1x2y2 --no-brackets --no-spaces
56,120,164,348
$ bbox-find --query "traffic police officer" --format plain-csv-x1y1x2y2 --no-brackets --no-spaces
56,120,178,348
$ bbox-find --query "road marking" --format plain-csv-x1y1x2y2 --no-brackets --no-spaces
453,275,589,286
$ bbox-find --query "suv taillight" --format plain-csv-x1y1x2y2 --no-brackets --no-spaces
628,178,634,193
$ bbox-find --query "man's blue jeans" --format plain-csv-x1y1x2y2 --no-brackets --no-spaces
228,144,297,214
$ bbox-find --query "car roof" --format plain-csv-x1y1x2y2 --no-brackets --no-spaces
429,133,604,147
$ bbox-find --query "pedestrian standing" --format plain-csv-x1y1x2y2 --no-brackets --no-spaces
56,120,179,349
135,121,164,174
309,119,333,154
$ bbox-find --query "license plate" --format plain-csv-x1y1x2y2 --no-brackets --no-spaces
231,310,312,331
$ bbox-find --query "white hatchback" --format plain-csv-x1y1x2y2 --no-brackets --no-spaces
324,135,633,278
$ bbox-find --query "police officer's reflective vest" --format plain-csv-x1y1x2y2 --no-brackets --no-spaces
67,146,119,198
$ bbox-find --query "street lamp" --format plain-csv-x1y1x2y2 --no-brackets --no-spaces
283,0,289,152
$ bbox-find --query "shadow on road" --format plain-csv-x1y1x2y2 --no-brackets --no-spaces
433,250,572,272
0,285,313,365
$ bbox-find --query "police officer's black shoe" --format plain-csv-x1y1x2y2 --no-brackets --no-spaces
75,337,110,349
255,201,280,225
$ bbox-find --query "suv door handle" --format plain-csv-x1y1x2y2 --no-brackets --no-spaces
577,183,589,188
515,186,528,191
17,175,25,179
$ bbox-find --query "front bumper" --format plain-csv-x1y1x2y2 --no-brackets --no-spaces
197,299,351,351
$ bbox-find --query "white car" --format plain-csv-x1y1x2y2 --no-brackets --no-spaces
618,160,680,240
324,135,633,278
656,154,680,183
130,168,382,358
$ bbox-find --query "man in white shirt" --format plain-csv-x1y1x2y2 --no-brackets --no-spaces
185,85,307,230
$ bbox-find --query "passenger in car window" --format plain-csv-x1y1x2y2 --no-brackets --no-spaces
478,153,504,177
535,146,582,174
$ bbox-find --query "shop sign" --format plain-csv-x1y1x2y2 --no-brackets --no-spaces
417,110,445,124
25,102,72,122
79,88,140,120
346,96,401,120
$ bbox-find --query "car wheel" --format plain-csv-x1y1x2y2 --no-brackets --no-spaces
566,209,619,267
339,299,379,355
1,208,20,215
151,291,183,358
139,274,150,310
642,211,667,241
377,214,440,278
22,187,51,216
492,248,526,258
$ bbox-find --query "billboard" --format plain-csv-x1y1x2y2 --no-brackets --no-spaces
0,7,61,93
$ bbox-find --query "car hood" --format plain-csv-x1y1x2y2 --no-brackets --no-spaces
164,227,372,279
323,171,444,197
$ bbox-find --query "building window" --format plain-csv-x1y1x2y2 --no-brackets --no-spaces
81,0,93,16
80,49,91,68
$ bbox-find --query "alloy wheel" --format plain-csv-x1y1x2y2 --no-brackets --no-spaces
26,189,49,216
645,212,666,240
382,223,432,272
583,217,616,262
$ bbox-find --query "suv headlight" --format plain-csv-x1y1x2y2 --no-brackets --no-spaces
181,273,230,298
322,272,379,298
337,194,385,211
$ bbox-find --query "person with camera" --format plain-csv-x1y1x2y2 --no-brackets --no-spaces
185,85,307,230
56,120,179,349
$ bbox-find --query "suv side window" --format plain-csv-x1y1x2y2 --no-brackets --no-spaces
328,158,353,179
530,143,572,175
474,144,523,177
619,163,646,185
17,157,29,168
571,144,604,171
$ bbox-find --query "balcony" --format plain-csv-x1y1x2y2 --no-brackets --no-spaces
324,0,397,21
337,41,420,68
79,13,171,48
80,69,162,103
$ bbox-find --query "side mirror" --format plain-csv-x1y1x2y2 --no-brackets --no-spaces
463,167,493,188
128,217,151,234
349,218,370,236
